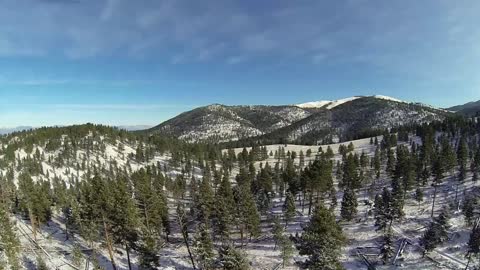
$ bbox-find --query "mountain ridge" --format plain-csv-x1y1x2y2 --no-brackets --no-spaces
448,100,480,116
147,95,451,144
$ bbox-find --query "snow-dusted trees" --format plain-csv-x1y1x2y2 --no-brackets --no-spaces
466,220,480,269
340,187,357,221
283,191,296,227
463,196,478,226
234,184,261,243
214,170,236,242
421,207,450,256
193,223,215,270
177,203,196,269
295,203,345,270
219,244,250,270
0,204,20,269
374,188,394,231
77,173,119,270
301,155,334,215
380,229,395,264
110,176,141,270
431,152,445,217
17,173,52,241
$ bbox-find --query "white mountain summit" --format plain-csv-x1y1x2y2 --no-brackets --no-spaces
296,95,405,109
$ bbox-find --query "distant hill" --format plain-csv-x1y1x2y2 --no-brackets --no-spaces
117,125,153,131
0,126,34,135
147,95,450,144
146,104,317,143
448,100,480,116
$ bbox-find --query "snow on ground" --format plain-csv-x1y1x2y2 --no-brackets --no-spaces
296,100,331,109
224,135,479,270
295,96,362,109
373,95,406,103
5,132,479,270
325,96,362,109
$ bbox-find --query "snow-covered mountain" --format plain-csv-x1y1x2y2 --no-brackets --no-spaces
296,96,362,109
147,95,450,143
296,95,405,109
448,99,480,116
147,104,318,142
254,96,447,144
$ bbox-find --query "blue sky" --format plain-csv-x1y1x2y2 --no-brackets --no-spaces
0,0,479,127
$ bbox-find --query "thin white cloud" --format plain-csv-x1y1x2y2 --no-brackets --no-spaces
0,0,477,77
227,55,247,65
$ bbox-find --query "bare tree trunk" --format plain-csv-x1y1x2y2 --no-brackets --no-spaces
177,204,196,269
126,243,132,270
455,182,459,205
465,252,472,270
102,215,117,270
29,210,37,241
240,227,245,247
65,212,69,241
431,184,438,218
308,193,313,216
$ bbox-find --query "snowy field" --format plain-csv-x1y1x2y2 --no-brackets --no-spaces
2,133,478,270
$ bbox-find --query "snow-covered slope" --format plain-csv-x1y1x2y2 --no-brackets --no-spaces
296,95,405,109
373,95,405,103
148,104,315,143
296,100,332,109
447,99,480,116
148,95,449,144
325,96,362,109
243,96,449,145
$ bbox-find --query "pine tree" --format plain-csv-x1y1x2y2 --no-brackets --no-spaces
78,173,118,270
36,256,49,270
329,187,338,210
463,196,478,227
380,229,395,264
138,233,160,269
386,149,396,176
0,204,20,270
71,244,84,268
374,188,393,231
421,207,450,256
219,244,250,270
17,173,52,241
197,169,215,222
214,171,236,241
193,223,215,270
283,191,296,227
431,153,445,217
279,235,294,268
373,148,381,179
295,203,346,270
466,221,480,269
234,184,261,243
109,176,140,270
283,158,300,195
272,216,283,250
415,188,424,205
176,203,196,269
340,187,357,221
390,177,405,220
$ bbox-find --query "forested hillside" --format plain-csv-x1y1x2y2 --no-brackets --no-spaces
1,118,480,269
149,96,449,145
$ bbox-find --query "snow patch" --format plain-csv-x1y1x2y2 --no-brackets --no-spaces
325,96,361,109
296,96,362,109
373,95,405,103
296,100,331,109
